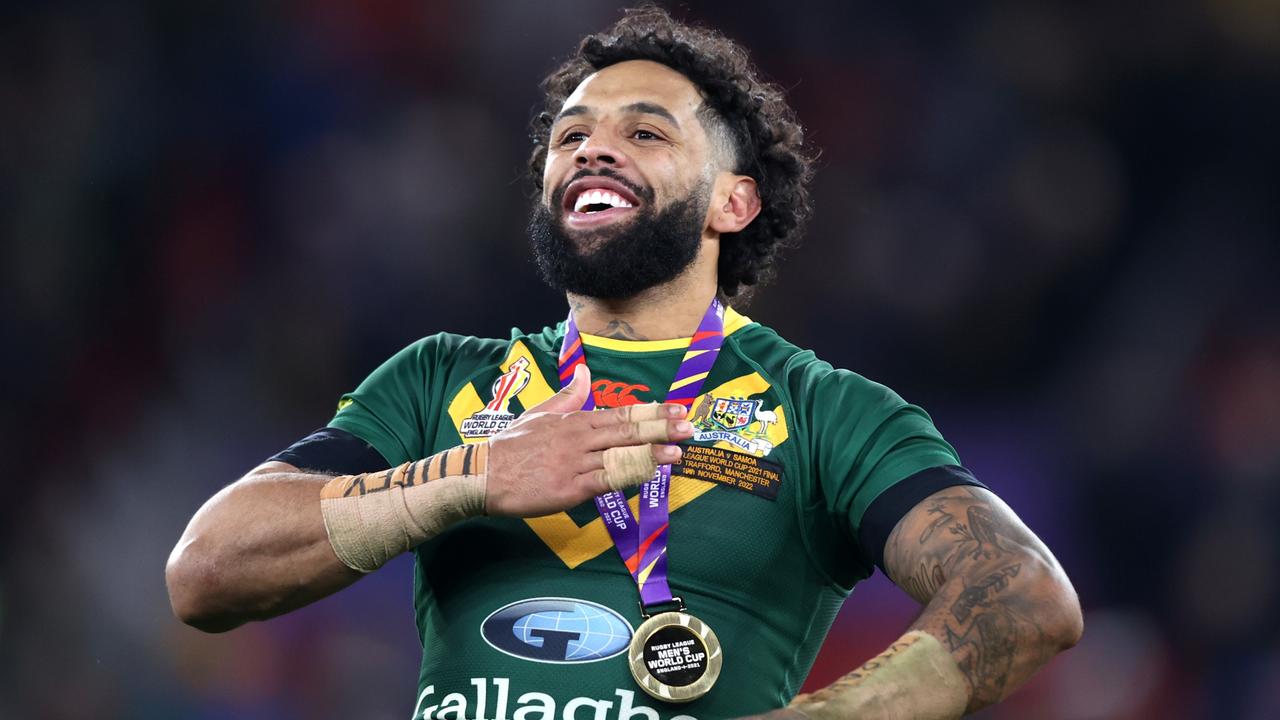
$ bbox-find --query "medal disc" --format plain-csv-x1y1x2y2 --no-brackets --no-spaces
628,611,722,703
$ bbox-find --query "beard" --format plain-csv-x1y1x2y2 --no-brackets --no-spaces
528,170,709,300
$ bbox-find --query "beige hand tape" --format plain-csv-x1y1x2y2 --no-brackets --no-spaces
790,631,968,720
619,404,670,422
320,444,488,573
600,445,659,491
632,419,674,443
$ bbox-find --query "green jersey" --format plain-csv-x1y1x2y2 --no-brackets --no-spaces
328,308,962,720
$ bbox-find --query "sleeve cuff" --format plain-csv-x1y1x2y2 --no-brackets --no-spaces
268,427,391,475
856,465,987,573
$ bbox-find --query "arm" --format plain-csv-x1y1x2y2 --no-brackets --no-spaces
165,462,359,633
884,486,1082,712
166,366,693,633
753,485,1081,719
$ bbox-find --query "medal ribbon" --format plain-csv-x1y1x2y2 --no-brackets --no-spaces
558,299,725,607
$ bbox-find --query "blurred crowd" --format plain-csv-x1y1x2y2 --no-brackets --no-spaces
2,1,1277,718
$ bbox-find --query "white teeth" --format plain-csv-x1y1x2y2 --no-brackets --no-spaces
573,188,635,213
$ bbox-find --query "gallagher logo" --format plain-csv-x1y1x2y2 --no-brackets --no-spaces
480,597,633,664
592,380,649,408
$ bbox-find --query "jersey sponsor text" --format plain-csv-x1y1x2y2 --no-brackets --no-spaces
413,678,698,720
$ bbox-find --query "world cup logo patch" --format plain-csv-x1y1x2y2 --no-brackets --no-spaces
461,358,531,438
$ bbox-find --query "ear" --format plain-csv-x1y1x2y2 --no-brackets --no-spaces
707,174,762,234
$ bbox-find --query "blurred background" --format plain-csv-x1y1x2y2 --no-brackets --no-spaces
2,0,1278,718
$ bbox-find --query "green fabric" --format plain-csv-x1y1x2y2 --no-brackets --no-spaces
328,318,961,720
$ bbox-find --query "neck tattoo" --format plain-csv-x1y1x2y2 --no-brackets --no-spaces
600,319,647,341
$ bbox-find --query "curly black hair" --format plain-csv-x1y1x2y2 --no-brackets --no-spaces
528,5,816,299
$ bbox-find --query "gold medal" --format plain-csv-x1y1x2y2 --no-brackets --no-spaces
628,611,722,703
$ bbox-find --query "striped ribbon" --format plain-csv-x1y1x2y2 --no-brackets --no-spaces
558,299,726,607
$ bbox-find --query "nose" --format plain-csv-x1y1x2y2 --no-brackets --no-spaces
574,132,627,169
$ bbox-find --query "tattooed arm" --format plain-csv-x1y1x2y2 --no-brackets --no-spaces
743,486,1081,719
882,486,1082,712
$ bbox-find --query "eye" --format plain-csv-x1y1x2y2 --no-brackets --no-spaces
633,129,661,141
560,131,587,146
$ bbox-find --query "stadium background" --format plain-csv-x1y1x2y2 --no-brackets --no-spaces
2,1,1278,718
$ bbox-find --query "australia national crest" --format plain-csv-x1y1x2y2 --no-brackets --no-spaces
708,398,758,431
461,357,530,438
689,395,777,456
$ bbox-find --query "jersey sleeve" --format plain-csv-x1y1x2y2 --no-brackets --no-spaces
327,338,436,467
268,426,389,474
796,360,964,563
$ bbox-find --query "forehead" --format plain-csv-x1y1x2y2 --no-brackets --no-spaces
560,60,705,123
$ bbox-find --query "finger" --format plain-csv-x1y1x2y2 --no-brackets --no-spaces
588,402,687,428
587,418,694,450
600,445,674,490
604,445,655,491
579,450,605,474
529,364,590,414
654,444,683,465
584,445,678,492
578,444,681,474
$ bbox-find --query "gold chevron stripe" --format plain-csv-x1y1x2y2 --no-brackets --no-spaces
668,371,710,393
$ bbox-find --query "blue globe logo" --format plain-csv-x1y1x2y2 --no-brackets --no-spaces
481,597,634,664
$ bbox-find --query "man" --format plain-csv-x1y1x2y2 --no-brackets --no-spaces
166,7,1081,719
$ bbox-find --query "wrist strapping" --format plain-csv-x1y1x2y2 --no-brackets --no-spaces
787,630,968,720
320,444,488,573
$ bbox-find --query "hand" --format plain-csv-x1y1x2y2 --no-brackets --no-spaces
485,365,694,517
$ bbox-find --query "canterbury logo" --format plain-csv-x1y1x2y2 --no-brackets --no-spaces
592,380,649,408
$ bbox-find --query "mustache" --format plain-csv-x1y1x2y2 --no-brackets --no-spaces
549,168,654,208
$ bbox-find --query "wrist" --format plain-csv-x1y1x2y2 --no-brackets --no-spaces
788,631,968,720
319,443,489,573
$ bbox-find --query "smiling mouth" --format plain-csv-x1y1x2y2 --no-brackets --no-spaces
572,189,635,214
562,182,644,228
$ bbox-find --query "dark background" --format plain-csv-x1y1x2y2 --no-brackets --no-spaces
2,1,1278,718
